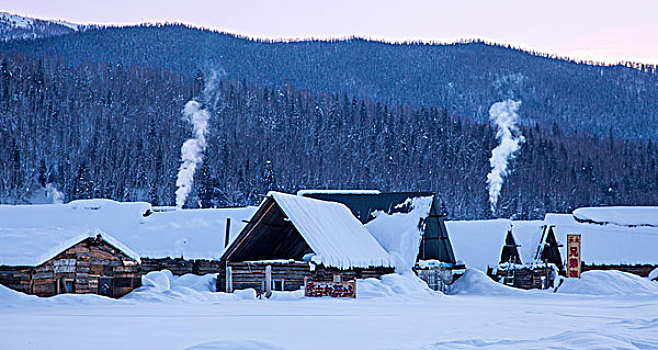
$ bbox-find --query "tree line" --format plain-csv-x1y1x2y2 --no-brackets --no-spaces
0,54,656,219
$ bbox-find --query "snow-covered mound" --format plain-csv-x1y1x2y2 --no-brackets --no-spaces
0,283,39,306
124,270,256,303
358,272,437,298
448,269,523,295
650,267,658,281
556,270,658,296
186,340,287,350
573,206,658,227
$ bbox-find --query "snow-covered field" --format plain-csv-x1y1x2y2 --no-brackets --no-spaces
2,270,657,350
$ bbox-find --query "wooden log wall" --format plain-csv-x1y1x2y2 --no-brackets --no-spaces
217,261,394,295
140,258,221,276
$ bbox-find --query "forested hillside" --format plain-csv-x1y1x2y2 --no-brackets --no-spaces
1,24,657,141
1,54,656,219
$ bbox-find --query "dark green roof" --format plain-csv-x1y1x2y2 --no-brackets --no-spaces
302,192,456,264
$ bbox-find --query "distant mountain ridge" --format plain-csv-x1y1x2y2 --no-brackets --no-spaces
1,21,657,141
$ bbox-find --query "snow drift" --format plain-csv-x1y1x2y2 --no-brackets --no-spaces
556,270,658,296
124,270,256,303
448,269,523,295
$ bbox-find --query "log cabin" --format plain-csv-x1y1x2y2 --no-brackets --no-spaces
0,228,141,297
217,192,395,296
0,199,256,276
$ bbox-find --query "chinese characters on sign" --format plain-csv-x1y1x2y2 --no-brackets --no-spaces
566,234,581,278
304,277,356,298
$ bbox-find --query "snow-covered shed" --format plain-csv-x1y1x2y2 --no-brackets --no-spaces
0,228,141,298
218,192,395,294
0,199,256,275
546,211,658,276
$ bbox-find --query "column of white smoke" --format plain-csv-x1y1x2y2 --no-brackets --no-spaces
175,101,211,209
45,183,64,204
486,99,525,214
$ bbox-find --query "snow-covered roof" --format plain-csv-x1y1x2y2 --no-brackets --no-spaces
364,196,433,271
296,189,381,196
445,219,510,271
545,213,658,266
446,219,546,270
509,221,547,265
572,206,658,227
450,214,658,269
0,227,141,266
0,199,257,261
270,192,394,269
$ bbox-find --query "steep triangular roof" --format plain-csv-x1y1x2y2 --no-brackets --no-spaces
222,192,394,269
499,223,563,269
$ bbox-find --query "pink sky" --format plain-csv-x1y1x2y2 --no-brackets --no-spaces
4,0,658,64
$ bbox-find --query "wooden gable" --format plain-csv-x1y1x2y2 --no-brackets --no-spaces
222,196,313,262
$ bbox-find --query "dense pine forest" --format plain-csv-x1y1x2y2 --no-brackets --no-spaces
1,54,656,219
2,24,658,141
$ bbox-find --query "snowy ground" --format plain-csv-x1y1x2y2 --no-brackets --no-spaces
2,270,658,350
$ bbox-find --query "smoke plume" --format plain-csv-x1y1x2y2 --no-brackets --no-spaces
175,100,211,209
45,183,64,204
486,99,525,214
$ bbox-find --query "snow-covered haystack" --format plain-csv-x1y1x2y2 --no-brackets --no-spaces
573,206,658,227
556,270,658,296
124,270,256,303
448,269,522,295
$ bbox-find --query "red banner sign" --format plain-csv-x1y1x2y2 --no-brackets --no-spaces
304,278,356,298
566,234,581,278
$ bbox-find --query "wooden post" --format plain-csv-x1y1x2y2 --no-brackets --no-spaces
265,265,272,298
226,266,233,293
224,218,231,249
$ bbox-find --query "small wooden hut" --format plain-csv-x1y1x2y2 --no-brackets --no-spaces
218,192,395,295
0,228,141,298
494,224,563,289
